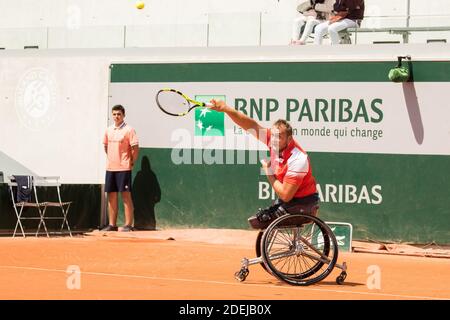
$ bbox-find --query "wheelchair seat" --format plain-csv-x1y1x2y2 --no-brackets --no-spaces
248,195,320,230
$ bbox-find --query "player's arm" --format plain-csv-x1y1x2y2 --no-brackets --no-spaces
267,176,299,202
103,132,108,154
131,145,139,166
262,160,299,202
129,128,139,167
210,99,266,143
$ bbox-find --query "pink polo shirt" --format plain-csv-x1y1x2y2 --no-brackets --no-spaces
103,122,139,171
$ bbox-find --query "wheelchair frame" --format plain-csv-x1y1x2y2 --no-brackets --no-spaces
235,213,348,286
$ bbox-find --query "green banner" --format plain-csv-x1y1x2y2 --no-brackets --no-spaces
110,61,450,245
131,148,450,244
110,61,450,83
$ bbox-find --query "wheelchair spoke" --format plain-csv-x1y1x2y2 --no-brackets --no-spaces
300,250,331,264
260,214,339,285
298,253,313,275
268,249,296,261
299,235,331,261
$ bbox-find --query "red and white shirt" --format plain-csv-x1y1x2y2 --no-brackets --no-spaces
265,129,317,199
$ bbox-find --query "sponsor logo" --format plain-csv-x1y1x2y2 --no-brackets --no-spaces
15,67,58,131
194,95,225,137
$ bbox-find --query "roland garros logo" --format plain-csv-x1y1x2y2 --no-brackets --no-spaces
15,67,57,131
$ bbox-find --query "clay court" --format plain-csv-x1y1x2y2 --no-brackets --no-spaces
0,229,449,300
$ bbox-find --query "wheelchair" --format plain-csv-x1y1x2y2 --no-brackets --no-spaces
234,199,348,286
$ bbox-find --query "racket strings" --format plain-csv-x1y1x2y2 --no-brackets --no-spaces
157,91,191,116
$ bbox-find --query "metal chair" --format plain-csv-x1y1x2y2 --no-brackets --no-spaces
7,176,72,237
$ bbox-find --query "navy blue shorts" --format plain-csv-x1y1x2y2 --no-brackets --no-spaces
105,171,132,193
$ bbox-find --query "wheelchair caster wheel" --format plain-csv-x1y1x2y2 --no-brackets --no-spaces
234,268,249,282
336,271,347,285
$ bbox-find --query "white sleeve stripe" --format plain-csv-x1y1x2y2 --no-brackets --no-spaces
286,172,307,178
287,151,309,172
287,163,308,171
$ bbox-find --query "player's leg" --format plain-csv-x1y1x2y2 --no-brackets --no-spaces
116,170,134,231
107,192,119,227
103,171,119,231
122,191,134,227
280,193,320,216
248,199,284,229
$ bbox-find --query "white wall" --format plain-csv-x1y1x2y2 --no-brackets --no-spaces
0,0,449,48
48,26,125,48
0,51,109,183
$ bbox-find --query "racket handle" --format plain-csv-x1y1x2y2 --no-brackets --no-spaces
204,103,213,108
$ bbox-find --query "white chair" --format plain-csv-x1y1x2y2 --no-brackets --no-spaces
8,176,73,237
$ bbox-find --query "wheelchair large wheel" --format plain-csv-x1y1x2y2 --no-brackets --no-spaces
255,231,271,274
260,214,338,286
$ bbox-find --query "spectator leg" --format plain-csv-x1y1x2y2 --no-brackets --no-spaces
328,19,358,45
313,21,329,45
300,18,321,43
291,14,307,41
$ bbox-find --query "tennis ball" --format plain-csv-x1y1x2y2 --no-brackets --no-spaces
135,1,145,9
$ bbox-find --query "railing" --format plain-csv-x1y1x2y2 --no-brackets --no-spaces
348,26,450,44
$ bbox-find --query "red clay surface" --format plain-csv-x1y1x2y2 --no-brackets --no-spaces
0,229,449,300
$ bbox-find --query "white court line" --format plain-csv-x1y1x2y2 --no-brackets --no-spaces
0,265,448,300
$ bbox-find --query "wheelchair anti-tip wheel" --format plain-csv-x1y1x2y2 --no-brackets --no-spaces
336,271,347,285
260,214,339,286
234,267,249,282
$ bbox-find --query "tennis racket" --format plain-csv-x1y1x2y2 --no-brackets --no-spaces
156,88,213,117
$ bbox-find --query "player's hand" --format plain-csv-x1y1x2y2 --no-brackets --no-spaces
260,158,270,168
209,99,229,112
260,159,273,176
